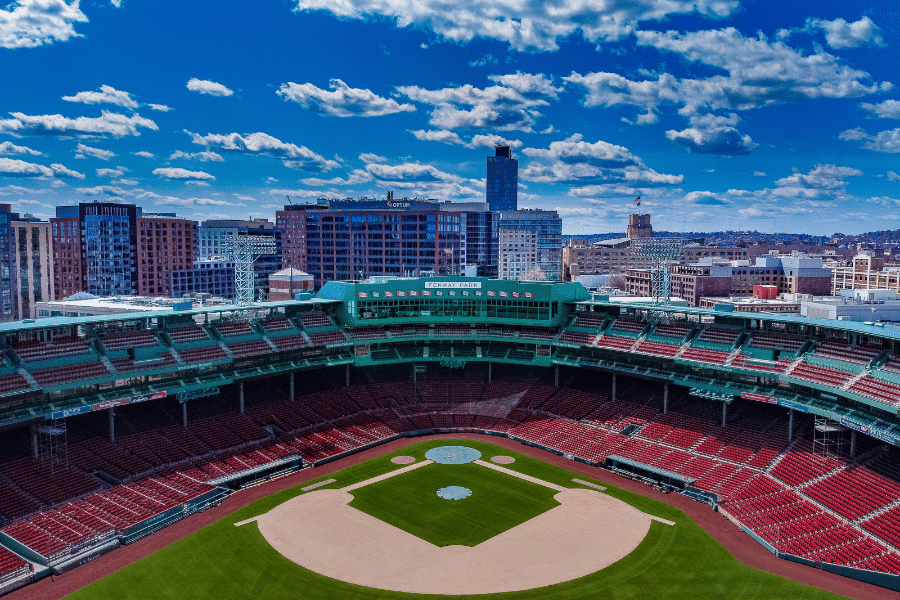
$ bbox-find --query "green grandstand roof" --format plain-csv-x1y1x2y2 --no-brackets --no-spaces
0,297,338,334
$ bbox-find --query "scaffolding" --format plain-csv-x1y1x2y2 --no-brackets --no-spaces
223,235,276,306
35,420,68,471
813,417,851,459
631,237,686,309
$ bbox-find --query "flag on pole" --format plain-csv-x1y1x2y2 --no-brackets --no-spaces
634,196,641,206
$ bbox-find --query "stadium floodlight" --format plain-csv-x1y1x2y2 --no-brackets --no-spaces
223,235,276,306
631,237,686,306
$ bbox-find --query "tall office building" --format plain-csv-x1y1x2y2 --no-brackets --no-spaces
486,145,518,212
276,203,328,271
440,201,498,278
498,209,562,281
12,219,53,319
278,198,463,288
52,202,196,298
0,205,20,320
136,214,196,296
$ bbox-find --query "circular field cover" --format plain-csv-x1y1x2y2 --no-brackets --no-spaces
425,446,482,464
436,486,472,500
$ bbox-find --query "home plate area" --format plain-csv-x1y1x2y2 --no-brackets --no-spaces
251,446,673,595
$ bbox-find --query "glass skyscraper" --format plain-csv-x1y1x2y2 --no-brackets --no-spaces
486,146,518,212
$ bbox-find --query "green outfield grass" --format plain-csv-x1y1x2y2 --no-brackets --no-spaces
65,439,847,600
348,460,559,546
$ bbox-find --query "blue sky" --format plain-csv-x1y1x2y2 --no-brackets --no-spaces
0,0,897,235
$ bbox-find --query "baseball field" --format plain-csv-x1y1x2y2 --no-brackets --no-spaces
64,438,845,599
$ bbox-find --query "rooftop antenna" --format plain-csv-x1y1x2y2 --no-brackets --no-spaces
285,195,293,205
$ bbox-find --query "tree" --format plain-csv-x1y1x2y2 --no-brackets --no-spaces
521,267,548,281
607,274,627,290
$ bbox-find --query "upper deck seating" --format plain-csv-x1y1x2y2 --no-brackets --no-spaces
653,323,692,340
573,313,605,329
747,331,807,354
299,311,330,328
815,337,883,365
166,325,209,344
259,317,294,332
100,330,159,351
214,321,254,338
610,318,644,335
698,326,741,346
14,337,91,362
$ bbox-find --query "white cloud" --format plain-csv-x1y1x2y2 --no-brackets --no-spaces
290,0,739,52
186,78,233,97
110,0,121,6
50,163,85,179
359,153,387,164
566,28,887,131
153,197,238,207
96,167,125,177
0,157,53,177
0,0,88,49
469,54,497,68
888,171,900,182
774,164,862,190
840,127,900,153
521,133,683,186
277,79,415,117
62,85,139,109
0,110,157,137
268,188,331,199
74,143,115,160
356,154,482,199
134,151,155,158
77,185,133,197
152,167,215,181
113,178,138,185
169,150,224,162
0,157,83,178
861,100,900,120
754,171,766,177
300,170,372,186
806,16,883,49
148,103,173,112
186,130,339,172
665,113,757,155
410,129,523,150
0,141,41,156
399,72,562,132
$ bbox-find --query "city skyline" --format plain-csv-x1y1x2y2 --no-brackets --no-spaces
0,0,897,236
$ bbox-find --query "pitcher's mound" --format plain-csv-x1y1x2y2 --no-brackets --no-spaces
256,488,652,595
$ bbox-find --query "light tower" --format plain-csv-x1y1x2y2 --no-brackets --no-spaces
224,235,277,305
631,237,685,306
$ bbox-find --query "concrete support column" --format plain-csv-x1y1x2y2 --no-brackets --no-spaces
554,365,559,388
31,428,38,459
788,409,794,442
721,401,728,427
290,372,295,401
239,381,245,415
182,401,188,427
346,364,350,387
488,362,492,383
611,373,617,403
108,408,115,443
413,364,417,385
851,430,857,458
663,383,669,414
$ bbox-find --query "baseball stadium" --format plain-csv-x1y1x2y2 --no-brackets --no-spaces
0,277,898,598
